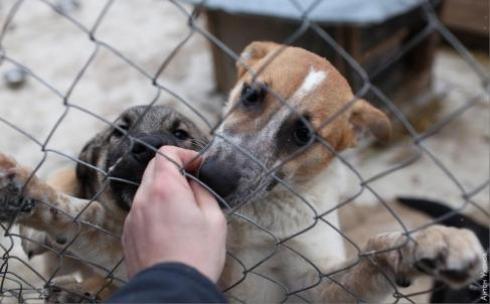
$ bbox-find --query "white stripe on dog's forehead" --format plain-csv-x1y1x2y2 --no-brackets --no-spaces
291,67,327,102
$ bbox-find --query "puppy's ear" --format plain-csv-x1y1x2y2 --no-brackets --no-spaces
236,41,279,78
75,138,101,198
349,99,391,143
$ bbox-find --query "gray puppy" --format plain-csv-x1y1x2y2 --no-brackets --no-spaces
76,105,206,212
1,105,207,302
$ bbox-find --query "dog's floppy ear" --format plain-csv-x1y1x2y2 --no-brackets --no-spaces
349,99,391,143
75,137,102,198
236,41,279,78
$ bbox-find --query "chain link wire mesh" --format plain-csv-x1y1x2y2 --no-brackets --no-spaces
0,0,488,302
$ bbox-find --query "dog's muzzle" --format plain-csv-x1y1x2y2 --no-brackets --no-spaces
130,133,177,164
198,156,240,206
107,132,178,211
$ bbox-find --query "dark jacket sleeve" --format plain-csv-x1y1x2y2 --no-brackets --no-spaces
108,262,227,303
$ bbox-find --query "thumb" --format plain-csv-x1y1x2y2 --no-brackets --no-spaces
155,146,202,174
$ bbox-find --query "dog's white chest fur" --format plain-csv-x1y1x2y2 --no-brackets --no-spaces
224,159,349,301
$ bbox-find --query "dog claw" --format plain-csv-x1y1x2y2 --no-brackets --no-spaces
440,269,471,283
55,237,67,245
415,257,438,273
395,275,412,288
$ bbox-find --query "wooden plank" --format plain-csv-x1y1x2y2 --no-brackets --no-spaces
442,0,489,35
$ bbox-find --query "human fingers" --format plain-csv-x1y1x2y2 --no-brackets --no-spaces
189,180,226,225
154,146,202,175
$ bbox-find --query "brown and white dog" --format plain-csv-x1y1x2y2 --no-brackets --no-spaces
0,42,485,303
197,41,486,302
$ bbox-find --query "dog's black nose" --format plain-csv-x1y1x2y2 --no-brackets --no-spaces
198,158,239,202
131,134,174,163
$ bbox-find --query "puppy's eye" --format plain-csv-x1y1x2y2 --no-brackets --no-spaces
173,129,189,140
240,83,265,107
293,119,314,146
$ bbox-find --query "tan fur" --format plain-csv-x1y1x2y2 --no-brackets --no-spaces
48,167,80,194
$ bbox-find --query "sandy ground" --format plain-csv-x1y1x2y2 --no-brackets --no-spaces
0,1,488,303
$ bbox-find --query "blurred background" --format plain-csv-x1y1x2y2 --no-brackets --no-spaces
0,0,488,302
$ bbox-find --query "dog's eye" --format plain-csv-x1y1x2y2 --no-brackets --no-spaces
240,83,265,107
173,129,189,140
293,119,314,146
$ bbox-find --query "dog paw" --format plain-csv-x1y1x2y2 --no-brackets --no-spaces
44,279,97,303
379,225,487,289
0,153,37,222
409,226,485,288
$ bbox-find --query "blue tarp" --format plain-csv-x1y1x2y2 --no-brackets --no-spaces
184,0,425,24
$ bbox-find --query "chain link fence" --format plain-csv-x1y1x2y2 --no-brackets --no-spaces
0,0,488,303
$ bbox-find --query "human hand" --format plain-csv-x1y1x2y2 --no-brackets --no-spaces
122,146,227,282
